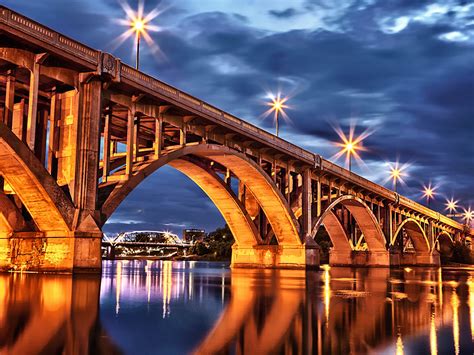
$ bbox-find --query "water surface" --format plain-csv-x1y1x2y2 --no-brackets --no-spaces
1,261,473,354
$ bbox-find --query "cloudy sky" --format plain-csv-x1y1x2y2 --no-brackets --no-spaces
6,0,473,234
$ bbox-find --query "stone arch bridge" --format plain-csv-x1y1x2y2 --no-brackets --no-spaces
0,6,471,272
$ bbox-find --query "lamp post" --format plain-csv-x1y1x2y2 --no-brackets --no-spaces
391,167,400,192
266,94,287,137
131,18,145,70
422,184,436,207
332,124,370,173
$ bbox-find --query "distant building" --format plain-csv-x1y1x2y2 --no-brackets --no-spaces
183,229,206,243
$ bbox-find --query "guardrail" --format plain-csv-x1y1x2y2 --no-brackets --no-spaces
0,5,466,233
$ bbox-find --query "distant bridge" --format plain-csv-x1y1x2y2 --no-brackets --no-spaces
0,6,471,272
102,230,192,250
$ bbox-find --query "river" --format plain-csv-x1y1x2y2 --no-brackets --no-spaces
1,261,473,354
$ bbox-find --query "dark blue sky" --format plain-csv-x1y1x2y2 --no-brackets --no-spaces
6,0,473,234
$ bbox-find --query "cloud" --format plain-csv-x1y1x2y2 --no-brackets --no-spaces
268,8,299,19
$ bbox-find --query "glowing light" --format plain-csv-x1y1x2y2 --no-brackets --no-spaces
322,264,331,325
262,92,290,136
115,261,122,315
112,0,165,67
468,277,474,341
430,306,438,355
451,289,460,355
396,332,404,355
463,208,474,223
384,161,409,191
445,198,459,213
422,183,437,203
330,121,373,171
132,18,145,33
161,260,172,318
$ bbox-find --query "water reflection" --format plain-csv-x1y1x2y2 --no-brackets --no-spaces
0,273,120,354
1,263,474,354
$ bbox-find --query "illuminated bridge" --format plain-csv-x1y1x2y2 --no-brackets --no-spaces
0,6,471,272
102,230,192,258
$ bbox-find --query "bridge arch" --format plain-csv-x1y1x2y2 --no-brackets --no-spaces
100,144,300,246
0,123,74,234
434,231,454,255
311,195,386,252
391,218,430,252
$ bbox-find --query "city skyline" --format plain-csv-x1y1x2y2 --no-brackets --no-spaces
5,0,472,234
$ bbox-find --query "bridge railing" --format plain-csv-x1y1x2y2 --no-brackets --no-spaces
0,7,99,66
0,5,466,233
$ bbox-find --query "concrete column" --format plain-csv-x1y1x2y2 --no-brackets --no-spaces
328,181,333,203
3,69,15,127
302,169,312,238
316,179,321,217
180,123,186,146
272,160,277,183
47,90,60,178
285,166,291,204
102,110,111,181
125,108,134,177
12,99,26,140
26,61,40,150
74,79,102,212
154,115,163,158
133,115,140,160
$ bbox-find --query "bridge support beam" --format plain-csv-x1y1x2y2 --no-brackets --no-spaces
231,244,319,270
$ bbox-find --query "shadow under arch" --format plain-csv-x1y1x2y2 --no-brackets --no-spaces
100,144,301,246
391,218,430,253
311,195,386,252
434,231,454,256
0,123,74,234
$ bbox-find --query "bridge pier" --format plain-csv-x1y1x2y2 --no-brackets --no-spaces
329,250,390,267
231,242,320,270
389,251,440,267
0,231,101,273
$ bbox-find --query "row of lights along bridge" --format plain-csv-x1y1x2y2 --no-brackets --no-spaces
124,2,473,227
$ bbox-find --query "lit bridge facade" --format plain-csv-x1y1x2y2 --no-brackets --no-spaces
0,6,471,272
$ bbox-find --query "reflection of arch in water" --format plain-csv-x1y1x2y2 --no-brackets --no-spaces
193,269,305,354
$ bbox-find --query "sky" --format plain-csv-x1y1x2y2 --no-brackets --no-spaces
5,0,473,235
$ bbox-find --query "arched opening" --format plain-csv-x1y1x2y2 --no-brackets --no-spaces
312,195,386,251
391,218,430,253
311,195,388,266
100,144,300,247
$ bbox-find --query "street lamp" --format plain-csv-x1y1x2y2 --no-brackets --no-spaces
387,161,408,193
332,125,370,172
266,93,288,137
445,198,459,214
116,1,162,70
422,183,437,207
390,167,401,192
131,18,146,69
463,208,473,224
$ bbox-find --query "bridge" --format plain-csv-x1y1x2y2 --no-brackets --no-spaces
0,6,471,272
102,230,192,258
